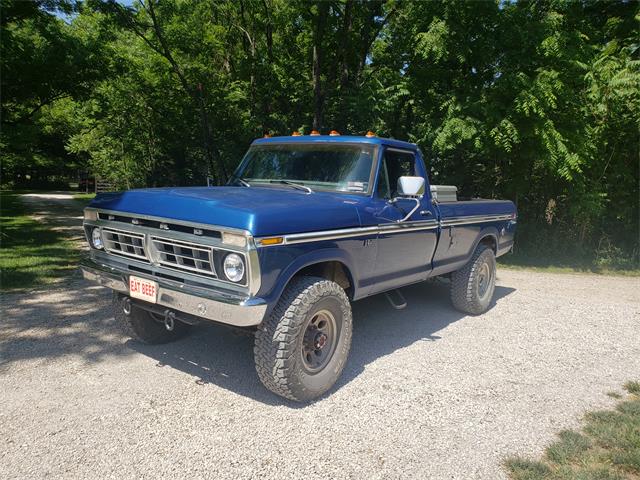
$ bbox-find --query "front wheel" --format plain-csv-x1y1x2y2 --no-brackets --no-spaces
450,244,496,315
254,276,353,402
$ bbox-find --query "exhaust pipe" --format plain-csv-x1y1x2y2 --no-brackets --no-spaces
163,310,175,331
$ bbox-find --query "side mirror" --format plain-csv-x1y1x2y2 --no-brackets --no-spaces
390,176,425,223
396,176,425,197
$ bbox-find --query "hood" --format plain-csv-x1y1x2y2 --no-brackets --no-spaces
89,186,365,236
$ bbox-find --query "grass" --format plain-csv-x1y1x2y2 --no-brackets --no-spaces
505,381,640,480
498,260,640,277
499,251,640,277
73,192,96,201
0,191,85,291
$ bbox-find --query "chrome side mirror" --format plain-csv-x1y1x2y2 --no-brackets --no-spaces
396,176,425,197
391,176,425,223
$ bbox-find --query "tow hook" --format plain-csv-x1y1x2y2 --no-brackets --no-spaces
122,297,132,315
164,309,175,331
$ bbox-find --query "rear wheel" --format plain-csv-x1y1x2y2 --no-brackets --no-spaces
254,276,352,402
450,244,496,315
113,294,191,344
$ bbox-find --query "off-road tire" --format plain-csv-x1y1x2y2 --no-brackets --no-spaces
113,294,190,344
254,276,353,402
450,244,496,315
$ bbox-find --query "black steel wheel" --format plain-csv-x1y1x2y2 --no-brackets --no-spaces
254,276,352,402
450,244,497,315
301,309,338,374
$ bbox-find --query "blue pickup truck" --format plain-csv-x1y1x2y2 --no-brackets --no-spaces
81,134,516,401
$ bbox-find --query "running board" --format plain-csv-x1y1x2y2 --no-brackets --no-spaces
385,289,407,310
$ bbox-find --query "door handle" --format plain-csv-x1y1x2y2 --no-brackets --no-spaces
420,210,432,216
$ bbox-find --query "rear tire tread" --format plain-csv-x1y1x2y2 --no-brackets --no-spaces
450,244,496,315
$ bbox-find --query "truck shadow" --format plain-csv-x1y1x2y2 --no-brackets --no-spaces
128,281,515,407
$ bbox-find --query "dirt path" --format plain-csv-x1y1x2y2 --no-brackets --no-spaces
1,267,638,479
19,192,87,247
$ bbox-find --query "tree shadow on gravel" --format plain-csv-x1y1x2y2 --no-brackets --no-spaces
128,281,515,407
0,284,133,370
0,276,513,406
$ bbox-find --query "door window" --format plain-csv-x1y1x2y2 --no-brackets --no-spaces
376,149,417,199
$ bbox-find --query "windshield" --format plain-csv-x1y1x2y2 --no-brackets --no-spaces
231,143,376,193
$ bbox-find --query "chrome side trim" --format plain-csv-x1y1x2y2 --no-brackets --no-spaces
378,220,439,234
257,221,439,247
440,214,513,227
255,214,512,247
285,226,379,245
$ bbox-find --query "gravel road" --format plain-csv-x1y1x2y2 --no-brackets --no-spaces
1,266,638,479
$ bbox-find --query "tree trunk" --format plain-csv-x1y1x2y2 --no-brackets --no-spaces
312,2,329,131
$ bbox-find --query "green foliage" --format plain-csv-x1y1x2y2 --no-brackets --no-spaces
0,191,84,290
1,0,638,268
505,382,640,479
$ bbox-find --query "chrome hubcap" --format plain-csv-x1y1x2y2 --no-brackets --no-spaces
301,310,337,373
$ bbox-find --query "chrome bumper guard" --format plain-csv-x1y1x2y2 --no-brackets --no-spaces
80,257,267,327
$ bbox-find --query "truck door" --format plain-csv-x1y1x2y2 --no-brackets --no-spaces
367,147,439,294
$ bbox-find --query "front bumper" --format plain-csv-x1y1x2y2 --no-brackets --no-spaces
80,256,267,327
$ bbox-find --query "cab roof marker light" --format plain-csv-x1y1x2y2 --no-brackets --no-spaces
291,131,302,136
365,130,376,137
310,130,320,136
329,130,340,136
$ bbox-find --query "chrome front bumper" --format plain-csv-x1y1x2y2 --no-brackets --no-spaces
80,257,267,327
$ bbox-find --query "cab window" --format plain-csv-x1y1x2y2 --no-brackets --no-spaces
376,149,417,199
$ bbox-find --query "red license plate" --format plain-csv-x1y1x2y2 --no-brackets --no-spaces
129,275,157,304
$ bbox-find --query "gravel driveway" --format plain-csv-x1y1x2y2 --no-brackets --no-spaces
1,267,638,479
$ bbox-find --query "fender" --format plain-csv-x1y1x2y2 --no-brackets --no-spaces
259,246,358,317
430,225,499,277
470,226,499,256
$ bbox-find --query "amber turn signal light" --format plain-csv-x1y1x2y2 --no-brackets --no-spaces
259,237,284,246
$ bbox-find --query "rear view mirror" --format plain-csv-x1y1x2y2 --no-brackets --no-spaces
397,176,425,197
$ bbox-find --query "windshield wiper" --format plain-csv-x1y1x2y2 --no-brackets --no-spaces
229,175,251,187
270,180,313,193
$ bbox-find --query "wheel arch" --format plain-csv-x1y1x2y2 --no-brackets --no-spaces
476,230,498,254
262,249,357,318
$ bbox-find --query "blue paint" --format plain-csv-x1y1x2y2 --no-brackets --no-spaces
88,135,517,315
90,186,366,236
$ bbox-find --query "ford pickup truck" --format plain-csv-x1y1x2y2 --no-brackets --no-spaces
81,134,516,401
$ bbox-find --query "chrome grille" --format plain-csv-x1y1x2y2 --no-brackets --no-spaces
151,236,215,277
102,228,148,261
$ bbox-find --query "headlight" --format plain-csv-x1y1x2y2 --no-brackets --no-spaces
223,253,245,282
91,227,103,249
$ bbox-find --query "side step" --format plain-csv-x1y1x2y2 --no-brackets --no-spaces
385,289,407,310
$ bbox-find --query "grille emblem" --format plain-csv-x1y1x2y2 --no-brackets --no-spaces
131,218,140,225
159,223,169,230
193,228,203,236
